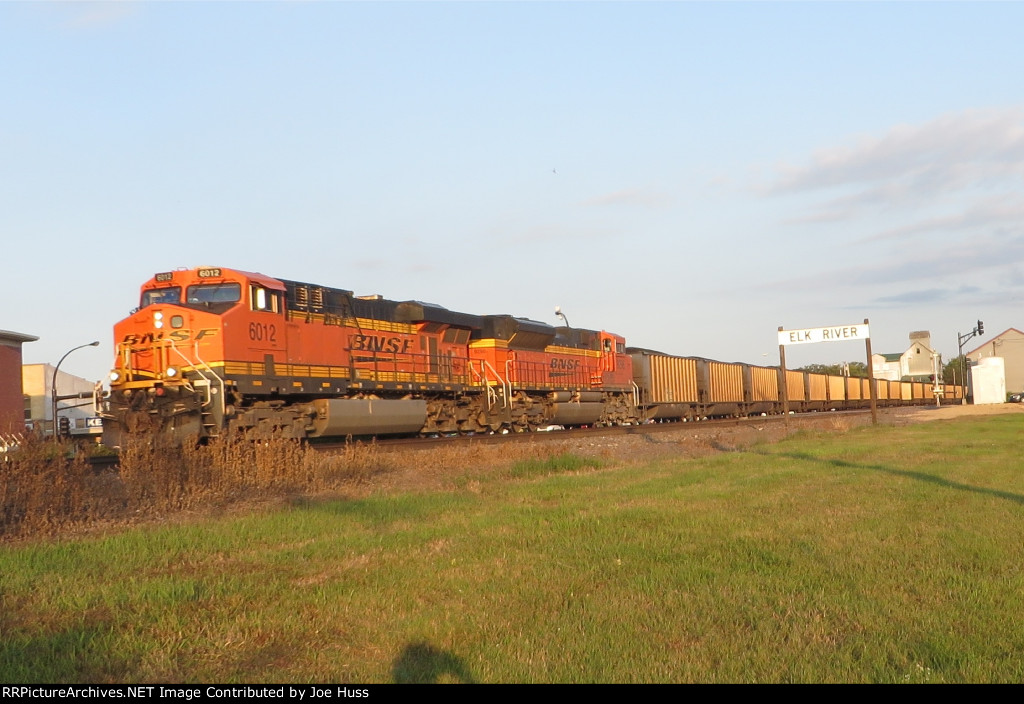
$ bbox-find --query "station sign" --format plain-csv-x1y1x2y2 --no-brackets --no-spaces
778,323,870,347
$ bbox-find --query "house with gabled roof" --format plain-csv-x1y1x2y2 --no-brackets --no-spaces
872,332,941,382
871,353,903,381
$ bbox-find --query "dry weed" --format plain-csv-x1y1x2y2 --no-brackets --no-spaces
1,434,398,539
0,435,120,538
828,416,853,432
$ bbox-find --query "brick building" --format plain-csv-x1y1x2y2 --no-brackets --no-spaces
0,329,38,435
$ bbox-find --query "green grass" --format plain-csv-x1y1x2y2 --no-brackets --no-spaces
506,452,605,478
2,415,1024,682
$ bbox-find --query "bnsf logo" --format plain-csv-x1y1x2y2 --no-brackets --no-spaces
550,359,581,371
121,329,218,345
350,334,413,354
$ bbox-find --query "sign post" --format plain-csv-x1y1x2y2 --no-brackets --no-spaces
778,326,789,419
777,319,877,425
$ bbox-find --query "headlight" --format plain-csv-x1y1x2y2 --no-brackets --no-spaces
109,371,121,383
165,367,178,378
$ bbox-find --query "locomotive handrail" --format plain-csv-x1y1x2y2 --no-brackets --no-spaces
161,339,224,422
468,359,508,409
192,343,226,419
167,341,205,398
346,348,473,386
93,380,104,417
474,361,499,409
484,359,509,409
118,343,133,381
467,361,495,408
192,343,226,421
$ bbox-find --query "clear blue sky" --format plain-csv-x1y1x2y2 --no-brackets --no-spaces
3,1,1023,382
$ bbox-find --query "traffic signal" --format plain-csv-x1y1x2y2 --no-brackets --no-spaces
977,320,984,336
58,416,70,437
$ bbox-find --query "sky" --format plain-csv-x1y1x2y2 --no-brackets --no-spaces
3,0,1024,382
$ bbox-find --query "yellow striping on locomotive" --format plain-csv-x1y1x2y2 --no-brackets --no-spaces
545,345,601,357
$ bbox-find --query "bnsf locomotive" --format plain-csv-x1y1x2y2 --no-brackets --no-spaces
101,267,636,446
101,266,965,447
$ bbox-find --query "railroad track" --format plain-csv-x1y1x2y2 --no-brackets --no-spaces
85,408,876,467
309,408,875,453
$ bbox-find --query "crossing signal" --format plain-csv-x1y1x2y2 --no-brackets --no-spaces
977,320,984,336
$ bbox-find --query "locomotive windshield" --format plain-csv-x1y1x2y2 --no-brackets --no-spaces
185,283,242,313
140,287,181,308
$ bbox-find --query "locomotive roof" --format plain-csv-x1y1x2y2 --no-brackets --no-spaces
146,267,286,291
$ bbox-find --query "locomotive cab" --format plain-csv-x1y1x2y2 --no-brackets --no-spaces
103,267,285,446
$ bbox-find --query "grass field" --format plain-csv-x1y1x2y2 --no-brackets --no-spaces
2,415,1023,683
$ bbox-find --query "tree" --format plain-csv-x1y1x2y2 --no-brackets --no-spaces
798,363,841,376
943,355,967,385
797,362,869,378
846,361,869,378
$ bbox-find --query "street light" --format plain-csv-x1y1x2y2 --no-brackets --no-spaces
51,341,99,440
554,306,571,328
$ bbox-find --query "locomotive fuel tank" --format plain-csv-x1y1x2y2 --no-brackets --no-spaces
309,399,428,438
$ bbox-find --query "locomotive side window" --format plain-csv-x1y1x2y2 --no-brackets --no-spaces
141,287,181,308
250,285,281,313
185,283,242,313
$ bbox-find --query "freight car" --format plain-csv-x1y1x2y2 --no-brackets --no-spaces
629,349,963,421
100,267,965,446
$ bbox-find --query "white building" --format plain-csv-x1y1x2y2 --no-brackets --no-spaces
22,364,101,436
872,332,941,382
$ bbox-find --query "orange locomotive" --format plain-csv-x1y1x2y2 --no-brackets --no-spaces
102,267,637,445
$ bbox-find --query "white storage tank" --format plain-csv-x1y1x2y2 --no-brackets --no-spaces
971,357,1006,405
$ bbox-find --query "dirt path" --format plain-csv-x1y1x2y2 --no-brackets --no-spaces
888,402,1024,423
368,403,1024,494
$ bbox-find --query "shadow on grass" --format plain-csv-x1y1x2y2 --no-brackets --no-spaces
758,450,1024,505
391,641,477,683
0,621,124,682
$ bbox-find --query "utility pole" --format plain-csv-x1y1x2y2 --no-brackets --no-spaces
956,320,984,405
